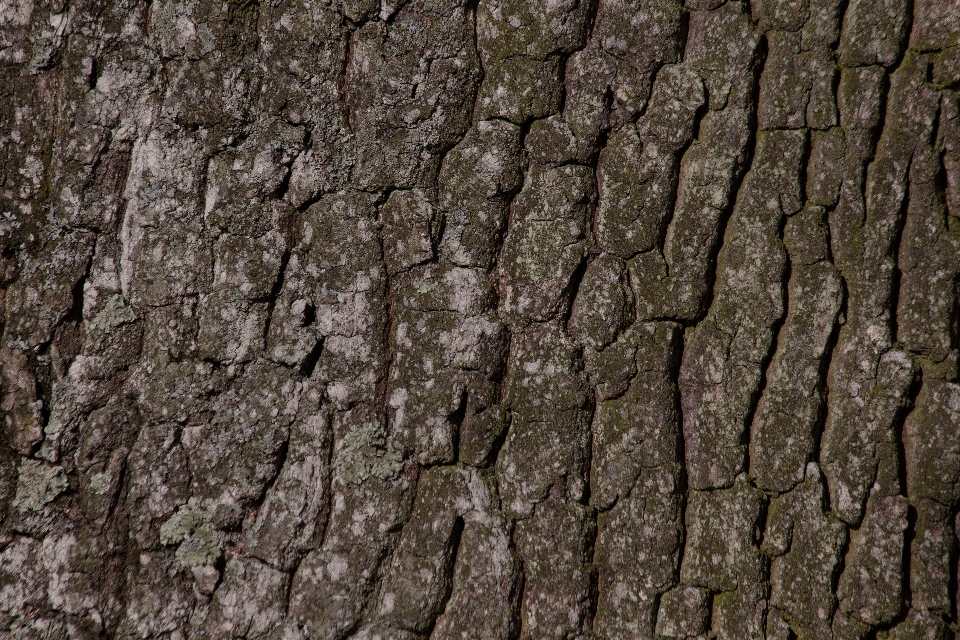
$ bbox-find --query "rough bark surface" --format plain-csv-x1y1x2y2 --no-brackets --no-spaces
2,0,960,638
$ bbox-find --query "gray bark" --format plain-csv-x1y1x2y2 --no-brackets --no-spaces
2,0,960,638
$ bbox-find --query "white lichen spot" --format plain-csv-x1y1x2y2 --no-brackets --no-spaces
836,482,854,516
381,591,396,614
326,555,348,581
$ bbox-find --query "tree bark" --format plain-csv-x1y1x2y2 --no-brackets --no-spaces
2,0,960,638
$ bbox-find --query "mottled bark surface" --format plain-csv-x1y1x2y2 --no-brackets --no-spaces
2,0,960,638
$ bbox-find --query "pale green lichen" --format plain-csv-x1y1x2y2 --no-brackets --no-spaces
89,294,137,333
89,471,113,495
13,459,68,512
160,499,221,567
413,278,437,294
44,393,69,438
336,421,403,484
225,559,246,577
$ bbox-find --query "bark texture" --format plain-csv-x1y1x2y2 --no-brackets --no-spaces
2,0,960,638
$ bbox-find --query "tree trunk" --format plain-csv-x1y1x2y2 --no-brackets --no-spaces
2,0,960,637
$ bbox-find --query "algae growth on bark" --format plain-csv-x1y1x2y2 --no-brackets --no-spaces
3,0,960,637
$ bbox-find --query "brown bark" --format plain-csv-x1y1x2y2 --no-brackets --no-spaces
2,0,960,637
